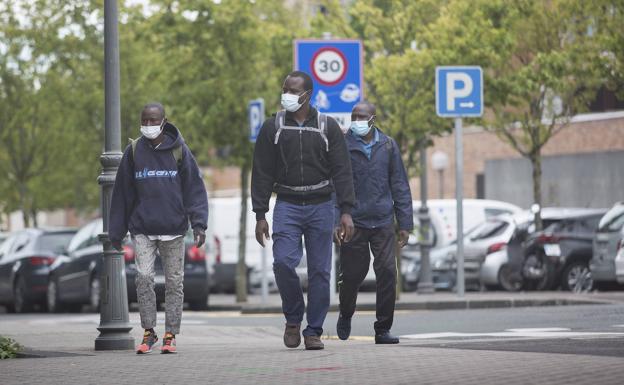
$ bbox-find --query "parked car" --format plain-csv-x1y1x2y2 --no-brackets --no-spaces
0,232,8,246
402,199,523,291
590,202,624,288
614,236,624,284
484,208,603,292
522,209,606,292
48,219,213,312
0,228,76,312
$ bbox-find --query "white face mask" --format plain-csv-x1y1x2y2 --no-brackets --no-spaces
350,117,373,136
281,91,307,112
140,119,164,140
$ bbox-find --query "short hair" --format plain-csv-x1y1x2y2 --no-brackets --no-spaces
354,101,376,115
287,70,313,92
142,102,165,118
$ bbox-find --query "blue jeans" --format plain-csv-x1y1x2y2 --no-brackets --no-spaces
272,199,334,337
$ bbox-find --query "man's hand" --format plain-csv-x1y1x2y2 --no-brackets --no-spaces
193,228,206,248
333,226,342,246
398,230,410,248
255,219,270,247
338,214,354,244
111,240,123,252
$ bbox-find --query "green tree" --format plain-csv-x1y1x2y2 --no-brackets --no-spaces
0,0,104,226
425,0,602,229
142,0,304,301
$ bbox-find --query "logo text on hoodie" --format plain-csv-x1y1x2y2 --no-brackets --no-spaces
135,167,178,180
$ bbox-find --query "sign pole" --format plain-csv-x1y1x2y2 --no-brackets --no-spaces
455,117,465,297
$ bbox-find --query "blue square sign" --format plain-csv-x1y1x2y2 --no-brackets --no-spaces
248,98,264,143
436,66,483,117
294,39,363,129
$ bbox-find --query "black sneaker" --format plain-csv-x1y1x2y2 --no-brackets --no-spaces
336,314,351,340
136,330,158,354
375,331,399,344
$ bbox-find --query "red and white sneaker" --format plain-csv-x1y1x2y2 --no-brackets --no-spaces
160,333,177,354
136,330,158,354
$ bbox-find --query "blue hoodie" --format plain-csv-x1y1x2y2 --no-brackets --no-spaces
108,123,208,244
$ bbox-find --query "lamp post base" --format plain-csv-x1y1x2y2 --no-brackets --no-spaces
95,325,135,351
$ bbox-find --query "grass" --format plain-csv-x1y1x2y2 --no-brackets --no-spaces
0,336,21,359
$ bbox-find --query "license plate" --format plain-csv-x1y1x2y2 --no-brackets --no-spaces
154,275,165,285
544,244,561,257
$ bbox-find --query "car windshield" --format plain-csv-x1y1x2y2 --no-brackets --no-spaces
37,233,75,253
469,220,508,241
598,205,624,232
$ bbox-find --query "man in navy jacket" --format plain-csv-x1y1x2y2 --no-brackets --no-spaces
109,102,208,354
335,101,413,344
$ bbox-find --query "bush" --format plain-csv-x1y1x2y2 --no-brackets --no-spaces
0,336,21,359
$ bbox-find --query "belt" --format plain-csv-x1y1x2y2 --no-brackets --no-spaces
275,179,330,192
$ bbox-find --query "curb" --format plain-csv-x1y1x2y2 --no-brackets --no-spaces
237,298,606,315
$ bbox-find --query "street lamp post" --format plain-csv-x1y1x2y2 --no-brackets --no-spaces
95,0,134,351
431,150,449,198
417,139,434,294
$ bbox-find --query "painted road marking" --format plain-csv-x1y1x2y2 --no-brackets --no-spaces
401,328,624,340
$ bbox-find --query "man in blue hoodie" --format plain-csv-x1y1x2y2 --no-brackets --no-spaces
335,101,413,344
109,102,208,354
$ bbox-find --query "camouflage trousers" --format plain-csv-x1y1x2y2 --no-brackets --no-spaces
133,234,185,335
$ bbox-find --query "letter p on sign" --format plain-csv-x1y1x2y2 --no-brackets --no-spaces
436,66,483,118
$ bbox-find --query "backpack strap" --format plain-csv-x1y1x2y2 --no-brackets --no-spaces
318,112,329,151
273,111,286,145
129,137,183,169
172,145,183,167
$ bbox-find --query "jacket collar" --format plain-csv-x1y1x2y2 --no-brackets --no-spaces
284,105,318,126
346,126,389,152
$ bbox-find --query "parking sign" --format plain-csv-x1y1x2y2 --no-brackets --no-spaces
436,66,483,117
248,99,264,143
294,39,363,130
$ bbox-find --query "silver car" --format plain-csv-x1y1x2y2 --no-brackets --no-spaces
432,217,517,291
590,202,624,287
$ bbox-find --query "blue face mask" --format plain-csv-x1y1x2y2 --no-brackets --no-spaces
350,118,372,136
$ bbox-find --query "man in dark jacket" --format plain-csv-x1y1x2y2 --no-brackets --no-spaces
336,101,413,344
109,102,208,355
251,71,355,350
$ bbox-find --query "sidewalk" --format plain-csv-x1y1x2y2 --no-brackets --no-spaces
210,290,624,313
2,291,624,385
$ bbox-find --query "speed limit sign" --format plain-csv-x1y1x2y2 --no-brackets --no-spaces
311,48,347,86
294,39,363,131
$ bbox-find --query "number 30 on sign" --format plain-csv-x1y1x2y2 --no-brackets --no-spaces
312,48,347,86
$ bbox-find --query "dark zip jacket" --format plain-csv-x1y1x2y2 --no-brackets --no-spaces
346,128,414,231
109,123,208,244
251,106,355,220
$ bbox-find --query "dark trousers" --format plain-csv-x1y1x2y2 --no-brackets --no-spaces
272,199,334,337
339,225,396,334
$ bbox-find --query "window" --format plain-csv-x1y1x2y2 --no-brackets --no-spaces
67,222,97,253
38,233,76,254
0,235,15,260
12,232,31,253
470,220,509,241
598,205,624,232
485,208,514,218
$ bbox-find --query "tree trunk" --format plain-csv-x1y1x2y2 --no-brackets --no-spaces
18,182,30,228
530,151,543,231
236,161,250,303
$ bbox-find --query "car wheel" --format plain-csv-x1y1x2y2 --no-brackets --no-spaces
498,264,522,292
47,279,62,313
89,275,100,312
562,261,593,293
14,276,33,313
188,296,209,311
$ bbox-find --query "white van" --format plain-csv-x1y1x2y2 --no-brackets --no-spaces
209,196,278,293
